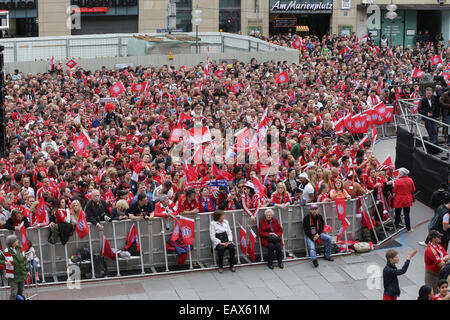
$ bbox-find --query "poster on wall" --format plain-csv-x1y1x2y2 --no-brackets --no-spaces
248,26,262,36
341,0,351,10
339,25,353,37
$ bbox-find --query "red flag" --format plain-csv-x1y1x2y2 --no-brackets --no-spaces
74,131,91,154
336,218,350,242
361,209,375,230
214,69,225,78
247,228,256,262
335,198,346,221
231,83,242,94
125,224,140,252
339,46,350,55
372,125,378,147
171,218,180,242
109,81,126,97
275,71,289,84
351,114,363,134
392,170,399,178
20,222,29,252
251,177,267,197
100,236,116,261
180,216,195,245
373,102,387,125
292,37,302,49
131,83,147,92
35,196,48,224
178,112,192,126
212,163,233,181
431,54,442,66
169,124,183,143
66,59,77,69
377,155,394,171
49,56,55,71
344,113,352,133
362,109,373,127
76,210,90,239
412,100,419,114
384,105,394,123
188,126,212,144
240,226,247,255
334,117,345,135
387,48,393,57
359,135,369,149
412,68,425,78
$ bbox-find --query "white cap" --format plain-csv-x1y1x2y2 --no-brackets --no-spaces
244,181,255,190
299,172,309,180
306,161,315,169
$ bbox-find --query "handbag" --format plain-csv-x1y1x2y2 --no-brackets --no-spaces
215,232,229,243
267,235,281,243
399,177,415,202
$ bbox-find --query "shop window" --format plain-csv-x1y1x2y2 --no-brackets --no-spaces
176,0,192,32
219,0,241,33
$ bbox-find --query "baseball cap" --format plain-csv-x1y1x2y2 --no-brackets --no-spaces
310,203,318,209
299,172,309,180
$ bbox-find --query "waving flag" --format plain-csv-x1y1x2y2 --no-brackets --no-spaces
412,100,419,114
351,114,363,134
334,117,345,135
252,176,267,197
239,226,247,255
20,222,29,252
292,37,302,49
359,135,369,149
373,102,387,125
275,71,289,84
74,131,91,154
49,56,55,72
109,81,126,97
431,54,442,66
171,218,180,242
371,125,378,147
336,218,350,242
387,48,393,57
100,236,116,261
231,83,242,94
377,155,394,171
131,83,147,92
214,69,225,78
343,113,352,133
247,228,256,262
412,68,425,78
188,126,212,144
169,123,184,143
35,196,48,225
125,224,140,253
212,163,233,181
180,216,195,245
66,59,77,69
76,210,90,239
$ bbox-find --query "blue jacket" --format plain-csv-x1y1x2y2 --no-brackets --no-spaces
383,259,410,296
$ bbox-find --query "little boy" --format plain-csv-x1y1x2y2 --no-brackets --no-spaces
383,249,418,300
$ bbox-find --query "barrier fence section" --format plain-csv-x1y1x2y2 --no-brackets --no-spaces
0,190,402,290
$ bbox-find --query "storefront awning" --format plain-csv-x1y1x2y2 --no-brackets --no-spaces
296,25,309,32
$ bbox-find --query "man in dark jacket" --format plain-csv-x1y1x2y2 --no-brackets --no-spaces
439,89,450,145
431,183,450,210
418,87,440,144
85,189,110,231
126,193,154,220
303,203,333,267
72,181,89,209
382,249,417,300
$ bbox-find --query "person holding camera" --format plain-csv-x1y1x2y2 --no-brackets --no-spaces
303,203,334,268
0,235,29,300
209,210,236,273
258,209,284,269
85,189,111,231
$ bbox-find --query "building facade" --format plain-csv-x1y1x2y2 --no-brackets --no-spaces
1,0,450,47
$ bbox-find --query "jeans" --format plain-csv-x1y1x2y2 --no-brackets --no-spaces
216,243,236,268
267,241,283,266
306,233,332,260
9,280,24,300
424,118,438,144
443,115,450,144
394,207,411,230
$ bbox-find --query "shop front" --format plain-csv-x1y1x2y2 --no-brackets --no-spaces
269,0,333,37
0,0,38,37
70,0,138,35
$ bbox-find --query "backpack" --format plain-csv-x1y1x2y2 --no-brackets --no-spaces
429,205,449,232
85,254,107,278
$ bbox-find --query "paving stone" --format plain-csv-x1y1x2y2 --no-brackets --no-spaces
316,265,346,283
263,279,294,298
176,288,201,300
223,284,256,300
106,295,129,300
250,287,277,300
340,262,381,281
360,289,382,300
196,289,232,300
128,293,149,300
289,285,320,300
301,275,337,295
342,255,367,264
148,289,180,300
142,278,175,292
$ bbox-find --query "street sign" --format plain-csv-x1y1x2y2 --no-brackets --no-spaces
156,28,183,33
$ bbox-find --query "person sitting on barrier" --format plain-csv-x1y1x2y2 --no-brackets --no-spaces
424,230,450,290
110,199,129,221
85,189,111,232
0,234,29,300
127,193,154,221
303,203,334,268
343,170,366,199
392,168,415,232
3,208,30,231
177,189,199,216
271,182,292,209
382,249,418,300
258,209,284,269
329,178,351,200
209,210,236,273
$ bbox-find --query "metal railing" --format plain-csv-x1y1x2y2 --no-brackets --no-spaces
0,190,402,290
0,32,296,64
397,99,450,155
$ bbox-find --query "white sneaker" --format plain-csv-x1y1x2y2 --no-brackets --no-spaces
418,241,427,247
407,229,414,233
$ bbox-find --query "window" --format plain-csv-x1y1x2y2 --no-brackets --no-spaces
219,0,241,33
176,0,192,32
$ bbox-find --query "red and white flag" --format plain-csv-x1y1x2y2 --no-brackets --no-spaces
336,218,350,242
373,102,387,125
171,218,180,242
49,56,55,71
76,210,90,239
188,126,212,144
431,54,442,66
344,113,352,133
334,117,345,135
335,198,347,221
412,68,425,78
131,83,147,92
214,69,225,78
125,224,140,253
169,123,184,143
231,83,242,94
377,155,395,171
100,236,116,261
180,216,195,245
275,71,289,84
387,48,393,57
412,100,419,114
66,59,77,69
351,113,363,134
252,177,267,197
292,37,302,49
239,226,247,255
359,35,368,43
372,125,378,147
34,196,48,225
247,228,256,262
109,81,126,97
74,131,91,154
359,135,369,149
20,222,29,252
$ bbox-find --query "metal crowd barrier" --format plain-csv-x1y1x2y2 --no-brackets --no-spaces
0,190,402,289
